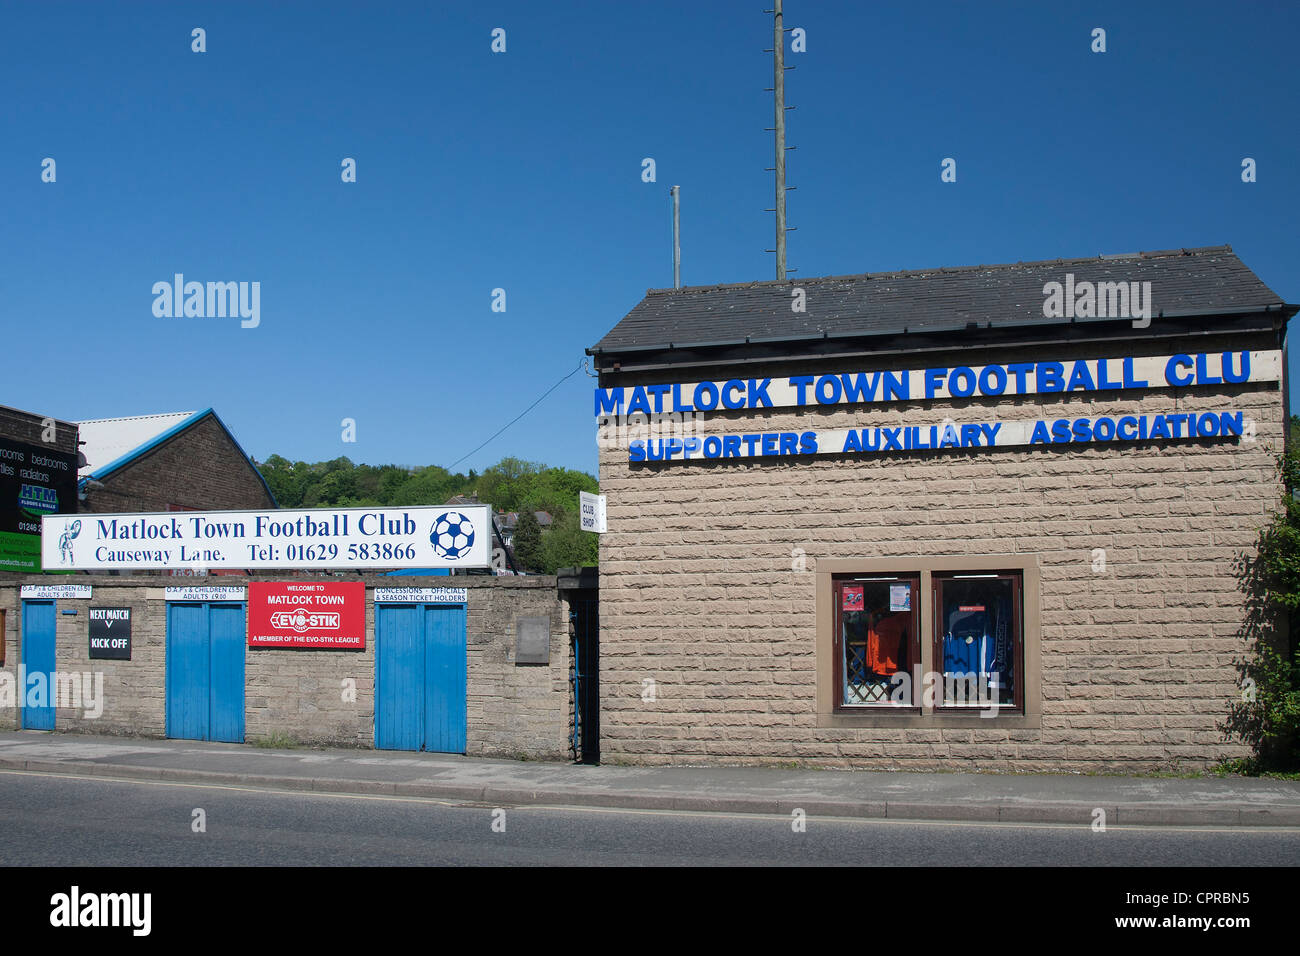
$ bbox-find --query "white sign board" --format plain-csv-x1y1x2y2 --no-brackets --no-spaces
579,492,607,533
373,587,468,603
594,350,1282,416
42,505,493,572
165,587,247,601
20,585,92,599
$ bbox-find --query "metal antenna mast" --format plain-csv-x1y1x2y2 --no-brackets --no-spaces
765,1,796,279
671,185,681,289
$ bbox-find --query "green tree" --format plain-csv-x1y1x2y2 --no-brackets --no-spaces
257,455,311,508
513,508,544,573
253,453,599,556
379,467,410,502
476,458,542,512
392,466,464,507
1226,450,1300,771
311,468,358,506
528,467,598,520
540,508,598,573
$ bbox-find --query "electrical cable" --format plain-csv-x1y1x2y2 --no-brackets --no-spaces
447,358,584,470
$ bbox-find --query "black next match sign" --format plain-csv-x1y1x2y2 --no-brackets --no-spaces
88,607,131,660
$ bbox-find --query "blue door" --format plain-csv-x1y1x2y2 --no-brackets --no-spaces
207,604,246,743
375,603,466,753
424,604,467,753
166,602,245,742
20,600,56,730
375,604,423,750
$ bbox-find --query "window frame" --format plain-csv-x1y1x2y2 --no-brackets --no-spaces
815,554,1040,729
931,571,1024,714
832,574,921,712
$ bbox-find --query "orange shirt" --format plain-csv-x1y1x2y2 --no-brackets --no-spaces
867,612,909,674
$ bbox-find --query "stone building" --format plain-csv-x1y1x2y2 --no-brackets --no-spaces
587,245,1294,771
77,408,276,514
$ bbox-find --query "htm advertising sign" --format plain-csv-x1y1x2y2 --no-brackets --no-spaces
0,437,77,572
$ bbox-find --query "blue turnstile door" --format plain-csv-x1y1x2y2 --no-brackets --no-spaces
375,603,466,753
166,602,245,742
20,600,56,730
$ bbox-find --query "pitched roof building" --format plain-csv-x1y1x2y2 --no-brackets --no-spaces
77,408,276,514
587,245,1296,772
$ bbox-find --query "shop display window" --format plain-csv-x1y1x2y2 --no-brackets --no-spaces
833,575,918,707
933,572,1022,711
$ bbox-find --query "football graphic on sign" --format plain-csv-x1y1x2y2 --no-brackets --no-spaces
431,511,476,559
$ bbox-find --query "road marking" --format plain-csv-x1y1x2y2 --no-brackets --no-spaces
1,769,1296,834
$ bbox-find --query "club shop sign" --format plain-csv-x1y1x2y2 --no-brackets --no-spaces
594,350,1278,416
41,505,492,571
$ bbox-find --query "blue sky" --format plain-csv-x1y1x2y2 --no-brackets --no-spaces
3,1,1297,476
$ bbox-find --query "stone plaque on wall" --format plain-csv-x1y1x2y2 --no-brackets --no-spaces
515,616,550,665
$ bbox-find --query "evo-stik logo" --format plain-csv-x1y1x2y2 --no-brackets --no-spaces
152,274,260,328
1042,273,1152,329
50,886,151,936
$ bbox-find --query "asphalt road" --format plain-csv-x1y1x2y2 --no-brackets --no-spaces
1,769,1298,867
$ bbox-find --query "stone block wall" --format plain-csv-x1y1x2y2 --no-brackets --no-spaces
0,574,572,760
595,333,1284,770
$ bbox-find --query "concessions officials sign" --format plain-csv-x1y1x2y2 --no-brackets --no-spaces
248,582,365,649
41,504,492,572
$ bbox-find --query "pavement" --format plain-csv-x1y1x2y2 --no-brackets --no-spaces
2,730,1299,827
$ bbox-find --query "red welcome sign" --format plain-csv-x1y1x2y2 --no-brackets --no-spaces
248,581,365,649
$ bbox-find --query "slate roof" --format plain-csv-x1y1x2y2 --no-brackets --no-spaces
588,246,1293,369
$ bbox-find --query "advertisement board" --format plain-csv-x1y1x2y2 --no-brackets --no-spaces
0,437,78,572
42,505,493,571
248,581,365,649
